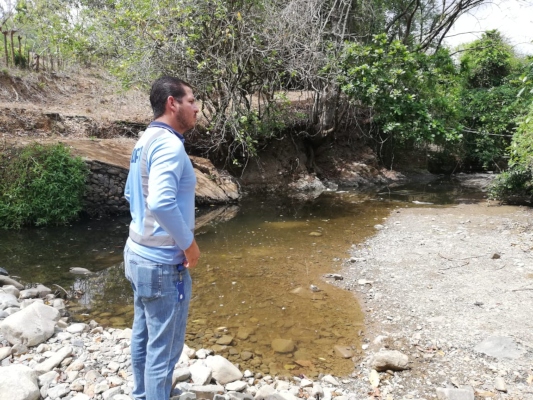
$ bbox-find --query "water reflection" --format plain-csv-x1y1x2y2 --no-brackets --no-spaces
0,178,488,377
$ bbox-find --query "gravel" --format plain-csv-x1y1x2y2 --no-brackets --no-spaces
331,201,533,399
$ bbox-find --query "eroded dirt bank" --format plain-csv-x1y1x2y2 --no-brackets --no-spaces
331,202,533,399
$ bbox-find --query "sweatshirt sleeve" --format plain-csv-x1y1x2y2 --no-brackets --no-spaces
145,137,194,251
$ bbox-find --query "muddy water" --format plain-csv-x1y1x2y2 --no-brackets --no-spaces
183,193,392,377
0,179,485,377
71,192,392,377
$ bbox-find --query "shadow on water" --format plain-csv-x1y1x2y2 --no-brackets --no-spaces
0,176,489,377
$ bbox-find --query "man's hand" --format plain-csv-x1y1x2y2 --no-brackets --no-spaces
183,239,200,268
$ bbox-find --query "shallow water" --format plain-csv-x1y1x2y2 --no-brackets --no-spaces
0,177,486,377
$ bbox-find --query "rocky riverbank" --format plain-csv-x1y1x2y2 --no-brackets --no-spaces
0,272,371,400
331,201,533,400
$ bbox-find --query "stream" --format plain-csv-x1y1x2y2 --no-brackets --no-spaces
0,176,487,376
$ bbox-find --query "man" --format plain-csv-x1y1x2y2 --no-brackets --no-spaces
124,76,200,400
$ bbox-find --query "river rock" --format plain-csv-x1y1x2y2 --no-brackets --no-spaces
436,387,474,400
190,361,213,385
254,384,276,400
311,383,324,398
102,386,122,399
19,288,40,299
288,174,325,195
216,335,234,345
67,323,88,334
189,384,225,399
204,355,243,385
271,339,295,354
495,377,507,392
33,346,73,375
0,276,24,290
0,285,20,298
0,364,40,400
333,345,354,359
196,348,212,359
322,375,340,386
71,394,91,400
225,380,247,392
0,301,60,346
47,383,70,399
0,293,19,310
370,350,409,371
173,367,191,386
0,347,12,361
69,267,93,275
38,370,59,388
236,327,254,340
474,336,526,360
0,267,8,276
300,378,313,388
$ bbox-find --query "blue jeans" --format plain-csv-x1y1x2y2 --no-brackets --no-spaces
124,244,192,400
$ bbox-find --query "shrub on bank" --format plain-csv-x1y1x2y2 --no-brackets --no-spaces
490,103,533,203
0,143,88,228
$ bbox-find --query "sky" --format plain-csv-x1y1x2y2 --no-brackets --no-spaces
445,0,533,55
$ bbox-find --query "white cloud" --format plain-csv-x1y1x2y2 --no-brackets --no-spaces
445,0,533,55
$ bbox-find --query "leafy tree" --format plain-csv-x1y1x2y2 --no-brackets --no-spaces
458,30,532,169
460,30,514,89
82,0,492,167
338,34,462,166
10,0,101,68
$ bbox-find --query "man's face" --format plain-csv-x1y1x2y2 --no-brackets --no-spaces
175,86,198,133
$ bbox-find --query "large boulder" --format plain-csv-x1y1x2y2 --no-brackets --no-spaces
191,156,240,205
0,301,60,346
0,364,40,400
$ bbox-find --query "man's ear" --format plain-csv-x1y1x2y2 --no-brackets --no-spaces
166,96,177,112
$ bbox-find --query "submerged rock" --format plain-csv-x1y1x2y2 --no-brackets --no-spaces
271,339,295,354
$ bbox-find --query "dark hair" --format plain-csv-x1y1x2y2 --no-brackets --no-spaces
149,76,192,119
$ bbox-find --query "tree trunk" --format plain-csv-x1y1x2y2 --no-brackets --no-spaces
2,32,8,67
10,31,16,67
17,36,22,66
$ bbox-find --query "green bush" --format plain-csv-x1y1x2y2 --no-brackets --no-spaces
490,103,533,202
0,143,88,228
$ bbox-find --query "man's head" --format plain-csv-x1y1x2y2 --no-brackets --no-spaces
150,76,198,133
